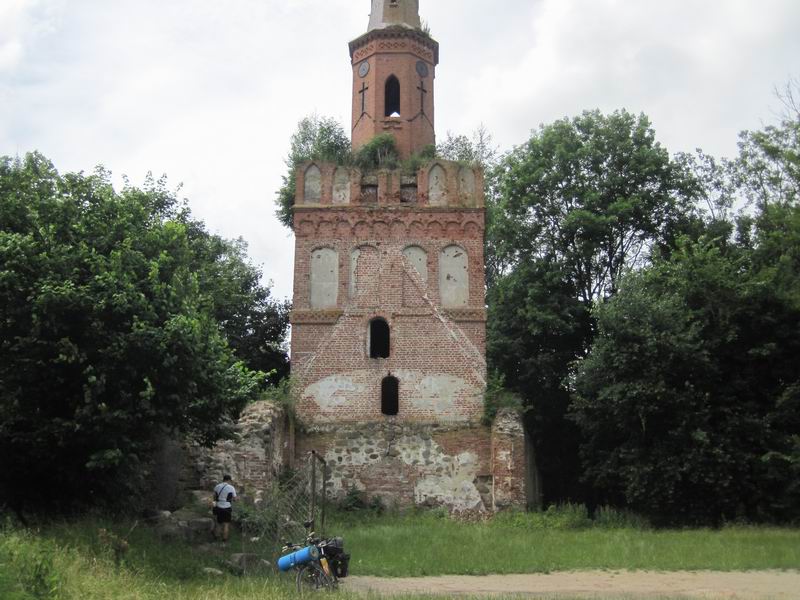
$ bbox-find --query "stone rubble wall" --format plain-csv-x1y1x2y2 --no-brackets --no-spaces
297,421,492,511
180,401,290,499
491,409,528,509
173,400,527,513
296,412,528,513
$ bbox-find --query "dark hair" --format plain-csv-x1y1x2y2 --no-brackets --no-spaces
223,474,232,481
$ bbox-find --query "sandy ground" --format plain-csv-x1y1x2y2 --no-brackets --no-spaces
343,570,800,598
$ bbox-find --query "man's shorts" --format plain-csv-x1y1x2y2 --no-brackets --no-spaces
215,507,232,524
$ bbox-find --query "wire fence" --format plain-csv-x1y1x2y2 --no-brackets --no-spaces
237,451,329,554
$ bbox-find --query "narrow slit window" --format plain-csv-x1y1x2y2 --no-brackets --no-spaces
381,376,399,416
385,76,400,117
369,318,390,359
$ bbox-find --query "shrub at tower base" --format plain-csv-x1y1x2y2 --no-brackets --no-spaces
0,153,279,513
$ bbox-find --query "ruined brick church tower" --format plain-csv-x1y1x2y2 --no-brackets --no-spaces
290,0,527,511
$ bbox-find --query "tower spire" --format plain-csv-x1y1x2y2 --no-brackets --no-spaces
351,0,437,159
368,0,421,31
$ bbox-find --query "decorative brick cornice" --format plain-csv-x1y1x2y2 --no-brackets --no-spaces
293,206,485,215
291,309,344,324
444,308,487,323
392,308,435,318
349,27,439,64
294,209,485,241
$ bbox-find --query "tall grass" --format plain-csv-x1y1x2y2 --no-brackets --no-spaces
1,507,799,598
329,506,800,577
3,522,697,600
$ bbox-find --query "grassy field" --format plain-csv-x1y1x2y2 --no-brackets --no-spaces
1,507,798,599
331,509,800,576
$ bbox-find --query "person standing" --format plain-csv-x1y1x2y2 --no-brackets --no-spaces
212,474,237,544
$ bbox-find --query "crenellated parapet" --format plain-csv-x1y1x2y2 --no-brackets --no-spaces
294,160,484,209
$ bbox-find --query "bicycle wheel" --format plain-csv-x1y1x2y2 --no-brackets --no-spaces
295,562,334,593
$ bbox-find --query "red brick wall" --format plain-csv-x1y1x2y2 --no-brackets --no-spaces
292,204,487,424
290,160,526,510
349,29,439,159
491,410,528,509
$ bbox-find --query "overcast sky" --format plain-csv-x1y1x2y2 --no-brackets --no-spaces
1,0,798,300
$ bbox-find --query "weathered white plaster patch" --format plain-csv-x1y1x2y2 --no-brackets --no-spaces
309,248,339,308
497,450,511,465
403,245,428,284
409,374,463,416
415,450,484,511
333,167,350,204
305,374,364,410
459,166,476,206
310,248,338,309
428,164,446,206
320,426,486,511
349,248,360,299
439,245,469,307
304,164,321,203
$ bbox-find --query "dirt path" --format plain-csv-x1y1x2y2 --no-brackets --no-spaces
343,570,800,598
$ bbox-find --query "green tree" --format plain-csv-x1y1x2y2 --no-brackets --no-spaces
0,153,282,511
438,125,498,168
571,99,800,523
487,109,699,504
572,225,800,523
192,234,290,383
491,110,698,301
735,79,799,209
276,115,351,229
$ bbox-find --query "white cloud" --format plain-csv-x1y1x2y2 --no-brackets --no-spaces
440,0,799,157
1,0,798,300
0,0,62,71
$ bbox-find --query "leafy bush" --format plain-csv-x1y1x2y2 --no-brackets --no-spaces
339,487,368,512
235,499,279,541
593,506,651,529
276,115,351,229
482,371,523,425
261,377,297,426
353,133,399,170
401,144,437,174
492,504,592,530
368,495,386,515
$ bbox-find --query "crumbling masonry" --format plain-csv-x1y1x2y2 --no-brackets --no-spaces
180,0,529,513
288,0,528,512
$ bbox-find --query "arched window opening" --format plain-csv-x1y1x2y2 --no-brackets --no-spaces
304,164,321,203
369,318,390,359
439,245,469,307
385,76,401,117
381,376,399,416
403,245,428,284
310,248,339,309
428,164,446,206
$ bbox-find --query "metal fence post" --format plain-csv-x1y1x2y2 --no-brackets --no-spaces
310,451,317,528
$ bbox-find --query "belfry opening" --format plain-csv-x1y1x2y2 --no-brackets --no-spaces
385,76,401,117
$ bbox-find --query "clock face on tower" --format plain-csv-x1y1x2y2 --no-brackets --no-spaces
416,60,429,78
358,61,370,78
